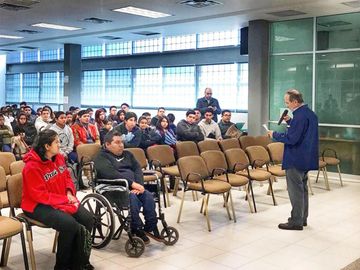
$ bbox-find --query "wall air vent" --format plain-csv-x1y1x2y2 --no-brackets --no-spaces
179,0,222,8
132,31,160,36
0,0,39,11
342,1,360,8
19,45,37,49
17,29,41,34
267,10,306,17
98,35,122,40
83,17,113,24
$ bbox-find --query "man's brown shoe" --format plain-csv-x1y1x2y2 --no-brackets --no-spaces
278,222,303,230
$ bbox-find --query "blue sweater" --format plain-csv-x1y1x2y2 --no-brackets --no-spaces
273,105,319,172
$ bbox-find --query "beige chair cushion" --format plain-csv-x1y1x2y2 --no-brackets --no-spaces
323,157,340,166
18,213,49,228
0,216,23,239
236,169,271,181
268,166,286,177
0,191,9,208
162,165,180,177
214,174,249,187
319,160,327,168
188,180,231,194
143,170,162,182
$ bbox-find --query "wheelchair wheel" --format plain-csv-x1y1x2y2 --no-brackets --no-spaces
125,237,145,258
161,226,179,246
81,193,115,249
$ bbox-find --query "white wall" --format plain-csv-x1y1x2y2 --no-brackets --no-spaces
0,55,6,105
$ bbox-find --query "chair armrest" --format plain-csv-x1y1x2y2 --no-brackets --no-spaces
185,172,206,193
251,159,266,168
211,167,226,176
96,178,129,189
232,162,248,172
148,159,164,174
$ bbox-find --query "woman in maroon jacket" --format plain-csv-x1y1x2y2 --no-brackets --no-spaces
21,129,94,270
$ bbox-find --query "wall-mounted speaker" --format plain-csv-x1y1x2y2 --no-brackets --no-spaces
240,27,248,55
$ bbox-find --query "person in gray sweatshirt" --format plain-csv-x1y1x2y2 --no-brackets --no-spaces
50,111,77,163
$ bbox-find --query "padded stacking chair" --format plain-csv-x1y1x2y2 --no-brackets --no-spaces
197,140,221,153
318,148,343,188
177,156,233,231
10,160,25,175
224,148,274,212
0,166,9,211
316,159,330,191
239,136,256,150
76,143,101,187
255,135,272,148
147,145,181,202
125,147,168,207
219,138,241,152
175,141,199,158
7,173,58,270
0,152,16,178
0,198,29,270
200,150,253,213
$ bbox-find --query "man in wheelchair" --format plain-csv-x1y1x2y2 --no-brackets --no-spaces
94,131,164,244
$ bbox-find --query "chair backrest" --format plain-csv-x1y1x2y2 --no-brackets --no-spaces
200,150,228,175
177,156,209,183
0,166,6,192
224,148,250,172
245,146,271,167
10,160,25,175
6,173,22,209
197,140,221,153
0,152,16,175
125,148,147,169
255,135,272,148
76,143,101,164
239,136,256,150
146,145,176,167
219,138,241,152
176,141,199,158
266,142,284,164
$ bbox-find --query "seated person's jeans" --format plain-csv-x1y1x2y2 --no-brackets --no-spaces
129,190,157,232
2,144,12,152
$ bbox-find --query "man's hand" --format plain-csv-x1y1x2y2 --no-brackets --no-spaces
284,115,291,122
67,191,77,204
131,182,145,194
267,130,274,138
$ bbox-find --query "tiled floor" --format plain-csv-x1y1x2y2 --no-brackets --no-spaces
2,175,360,270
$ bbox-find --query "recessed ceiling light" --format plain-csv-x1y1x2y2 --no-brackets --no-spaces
112,6,172,18
31,23,82,31
0,34,23,39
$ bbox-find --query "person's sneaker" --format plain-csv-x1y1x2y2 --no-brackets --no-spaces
145,227,165,243
288,217,307,227
133,230,150,244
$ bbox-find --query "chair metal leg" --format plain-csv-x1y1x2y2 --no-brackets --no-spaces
248,180,257,213
173,177,180,196
228,191,236,223
204,194,211,232
25,229,36,270
315,169,321,183
20,231,30,270
165,176,171,207
323,168,330,191
308,175,314,195
195,191,199,201
245,184,254,213
268,179,277,206
223,193,231,221
337,164,343,187
200,196,205,214
52,231,59,253
177,190,186,223
0,238,11,266
160,176,168,208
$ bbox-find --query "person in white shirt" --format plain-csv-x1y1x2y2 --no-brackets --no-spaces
35,107,51,132
198,108,222,140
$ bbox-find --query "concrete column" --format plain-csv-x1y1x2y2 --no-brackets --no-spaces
248,20,270,136
0,55,6,105
63,44,81,111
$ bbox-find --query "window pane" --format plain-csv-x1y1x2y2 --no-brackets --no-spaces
40,72,58,103
82,70,103,106
59,49,64,60
269,55,313,121
23,50,38,62
270,18,313,53
59,72,64,104
105,69,132,106
82,45,103,58
6,52,21,64
163,66,195,108
105,41,132,56
198,63,247,111
164,34,196,51
40,49,58,61
5,74,21,103
317,12,360,50
133,38,161,54
133,68,162,107
316,52,360,125
23,73,40,103
197,30,239,48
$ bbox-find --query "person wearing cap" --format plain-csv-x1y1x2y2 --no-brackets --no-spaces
71,110,99,147
113,112,142,148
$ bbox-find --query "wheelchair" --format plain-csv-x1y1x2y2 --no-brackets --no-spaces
80,168,179,258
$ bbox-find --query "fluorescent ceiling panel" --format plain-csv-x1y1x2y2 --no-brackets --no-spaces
0,34,23,39
112,6,172,18
31,23,82,31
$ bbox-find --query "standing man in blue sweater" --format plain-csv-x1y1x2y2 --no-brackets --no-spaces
268,89,319,230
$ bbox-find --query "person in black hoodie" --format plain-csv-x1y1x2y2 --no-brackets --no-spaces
138,116,161,150
113,112,142,148
94,132,164,244
13,112,37,146
176,109,204,142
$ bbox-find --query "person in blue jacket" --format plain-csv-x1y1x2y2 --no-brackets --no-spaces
196,87,221,123
268,89,319,231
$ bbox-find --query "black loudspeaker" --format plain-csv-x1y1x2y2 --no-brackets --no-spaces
240,27,248,55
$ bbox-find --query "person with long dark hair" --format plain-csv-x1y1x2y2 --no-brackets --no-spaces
13,112,37,146
155,116,177,148
94,109,106,132
21,129,94,270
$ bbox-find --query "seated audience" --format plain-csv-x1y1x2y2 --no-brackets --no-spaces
21,129,94,270
218,110,234,139
35,107,51,132
100,119,113,145
0,113,14,152
71,110,99,147
13,112,37,146
94,132,164,243
50,111,77,163
142,112,152,126
167,113,177,135
113,112,142,148
95,109,106,132
150,107,166,127
87,108,95,124
155,116,177,148
176,109,204,142
120,103,130,112
198,108,222,140
115,109,126,126
194,108,201,124
138,116,161,150
65,111,73,126
23,105,37,123
107,106,118,122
